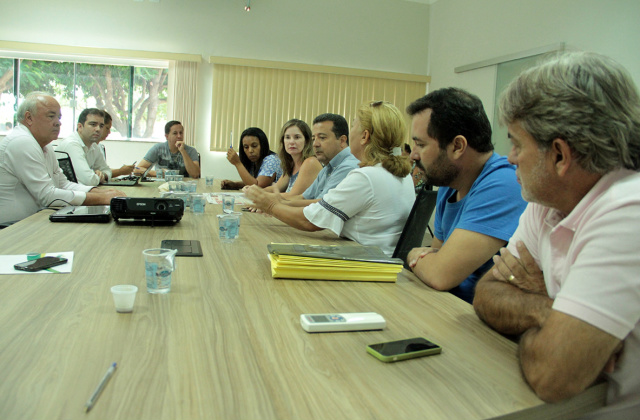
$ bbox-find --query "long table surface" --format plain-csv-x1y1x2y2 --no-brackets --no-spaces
0,180,605,420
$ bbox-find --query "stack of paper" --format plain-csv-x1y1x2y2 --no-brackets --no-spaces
267,243,403,282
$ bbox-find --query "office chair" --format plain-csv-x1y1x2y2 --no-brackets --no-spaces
392,186,438,269
55,150,78,183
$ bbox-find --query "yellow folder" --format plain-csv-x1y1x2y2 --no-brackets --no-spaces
267,243,403,282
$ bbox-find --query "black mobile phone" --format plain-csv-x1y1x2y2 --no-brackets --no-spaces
367,337,442,363
14,256,68,272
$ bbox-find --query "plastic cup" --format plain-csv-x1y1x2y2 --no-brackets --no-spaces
187,180,198,193
176,181,187,192
222,194,235,214
110,285,138,313
205,176,214,187
191,194,206,214
217,213,241,243
143,248,177,294
230,210,242,226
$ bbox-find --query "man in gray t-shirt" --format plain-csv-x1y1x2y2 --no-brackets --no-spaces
143,142,199,177
135,121,200,178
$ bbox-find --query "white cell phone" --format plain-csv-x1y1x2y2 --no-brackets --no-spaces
300,312,386,333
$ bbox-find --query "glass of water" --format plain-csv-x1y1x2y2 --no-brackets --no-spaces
221,194,235,214
191,194,206,214
217,213,241,243
143,248,177,294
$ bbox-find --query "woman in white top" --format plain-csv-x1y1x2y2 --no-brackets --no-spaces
246,101,415,255
269,119,322,197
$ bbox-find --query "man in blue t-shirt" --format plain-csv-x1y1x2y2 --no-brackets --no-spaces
406,88,527,303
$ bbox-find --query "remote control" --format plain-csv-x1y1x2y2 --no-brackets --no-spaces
300,312,386,333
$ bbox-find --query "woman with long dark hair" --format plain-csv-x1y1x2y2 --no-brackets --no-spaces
221,127,282,190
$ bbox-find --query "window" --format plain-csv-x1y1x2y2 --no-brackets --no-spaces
0,56,168,141
0,58,14,135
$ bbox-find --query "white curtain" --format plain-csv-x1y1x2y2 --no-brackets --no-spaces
167,61,200,147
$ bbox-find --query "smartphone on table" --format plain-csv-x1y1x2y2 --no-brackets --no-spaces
14,256,68,272
367,337,442,363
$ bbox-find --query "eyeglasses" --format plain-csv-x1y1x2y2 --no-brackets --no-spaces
370,100,384,107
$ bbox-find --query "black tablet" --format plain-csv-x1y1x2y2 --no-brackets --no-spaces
161,240,203,257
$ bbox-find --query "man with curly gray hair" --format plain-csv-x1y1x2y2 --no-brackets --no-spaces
474,52,640,419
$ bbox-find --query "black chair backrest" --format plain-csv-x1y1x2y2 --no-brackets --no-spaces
392,187,438,269
55,150,78,183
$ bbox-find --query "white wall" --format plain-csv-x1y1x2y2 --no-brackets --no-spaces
6,0,639,174
0,0,430,179
428,0,640,151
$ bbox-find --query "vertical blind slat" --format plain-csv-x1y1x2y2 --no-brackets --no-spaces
210,65,427,152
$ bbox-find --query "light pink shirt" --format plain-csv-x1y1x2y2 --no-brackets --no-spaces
508,168,640,419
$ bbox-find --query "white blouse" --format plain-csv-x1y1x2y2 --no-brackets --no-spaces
303,164,415,256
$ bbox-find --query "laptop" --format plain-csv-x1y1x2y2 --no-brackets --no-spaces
49,205,112,223
161,240,203,257
103,165,153,186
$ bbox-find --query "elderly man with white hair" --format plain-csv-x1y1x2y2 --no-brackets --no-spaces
0,92,125,225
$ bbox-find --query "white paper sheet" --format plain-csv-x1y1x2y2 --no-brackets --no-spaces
206,192,254,205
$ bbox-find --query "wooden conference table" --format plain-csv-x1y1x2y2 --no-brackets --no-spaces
0,180,606,420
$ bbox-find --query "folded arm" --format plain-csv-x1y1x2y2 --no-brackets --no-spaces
474,242,622,402
519,310,621,402
409,228,506,291
177,142,200,178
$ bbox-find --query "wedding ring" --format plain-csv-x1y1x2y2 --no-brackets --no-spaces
508,274,515,282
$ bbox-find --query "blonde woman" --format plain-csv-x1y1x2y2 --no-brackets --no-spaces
270,119,322,197
246,101,415,255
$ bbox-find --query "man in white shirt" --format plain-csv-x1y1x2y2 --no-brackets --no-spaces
96,111,135,177
0,92,125,225
57,108,112,186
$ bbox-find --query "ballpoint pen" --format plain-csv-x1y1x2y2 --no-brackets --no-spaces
85,362,117,412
